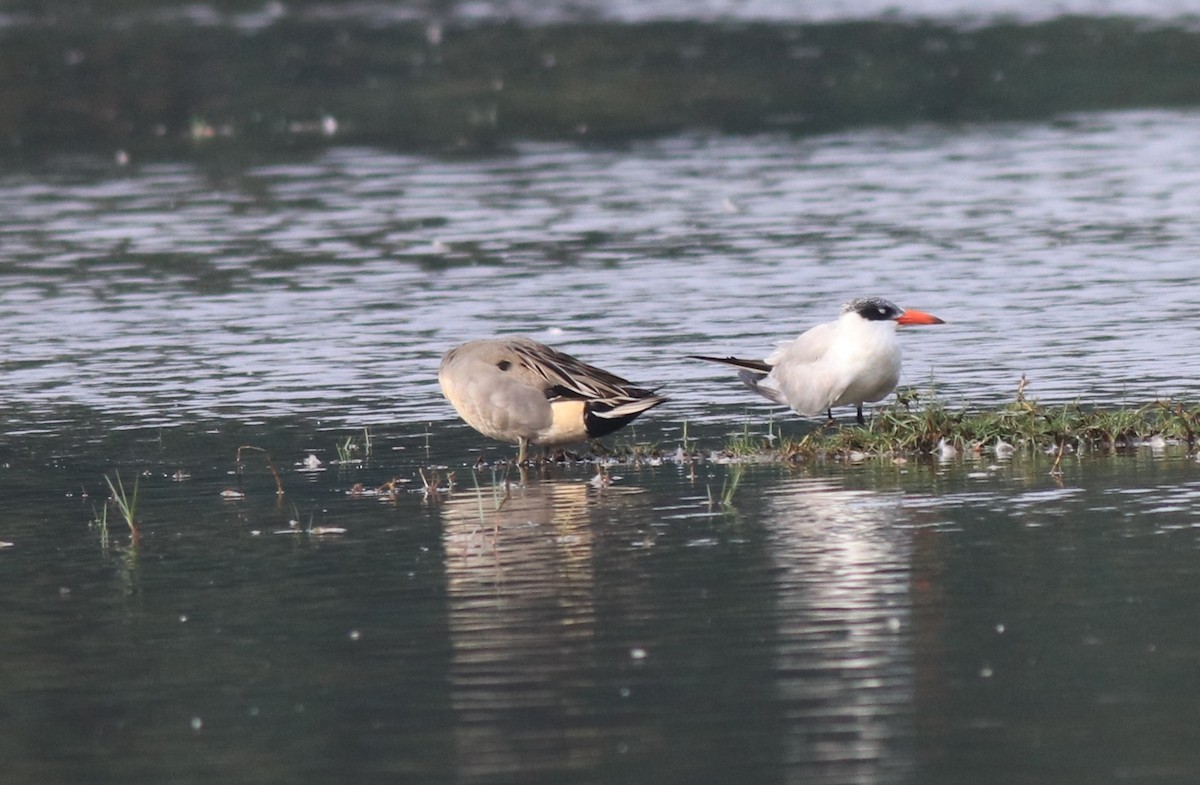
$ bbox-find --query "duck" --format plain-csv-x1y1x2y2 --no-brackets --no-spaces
438,336,667,462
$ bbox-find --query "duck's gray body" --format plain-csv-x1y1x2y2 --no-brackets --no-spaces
438,337,666,460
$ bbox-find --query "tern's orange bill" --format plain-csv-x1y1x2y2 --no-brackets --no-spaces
895,308,945,326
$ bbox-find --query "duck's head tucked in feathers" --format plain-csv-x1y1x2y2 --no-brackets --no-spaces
438,336,667,460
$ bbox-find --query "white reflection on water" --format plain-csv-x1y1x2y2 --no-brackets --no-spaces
2,110,1200,432
763,478,916,784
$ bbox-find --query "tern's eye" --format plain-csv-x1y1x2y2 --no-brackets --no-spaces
877,306,887,315
497,360,511,371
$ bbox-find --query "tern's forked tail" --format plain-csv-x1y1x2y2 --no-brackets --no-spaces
687,355,772,375
688,355,786,406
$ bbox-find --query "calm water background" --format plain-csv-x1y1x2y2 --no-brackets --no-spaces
4,1,1200,783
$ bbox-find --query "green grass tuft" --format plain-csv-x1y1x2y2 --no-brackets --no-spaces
711,463,744,509
104,472,140,536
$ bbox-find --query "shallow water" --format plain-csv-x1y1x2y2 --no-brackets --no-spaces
5,16,1200,780
5,433,1200,784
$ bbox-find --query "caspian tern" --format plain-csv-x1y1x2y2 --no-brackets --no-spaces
439,337,667,462
691,297,945,424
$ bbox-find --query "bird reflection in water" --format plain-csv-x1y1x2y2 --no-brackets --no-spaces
763,477,918,783
438,472,648,783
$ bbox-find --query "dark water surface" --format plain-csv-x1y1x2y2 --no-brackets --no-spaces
6,11,1200,156
6,3,1200,782
5,427,1200,784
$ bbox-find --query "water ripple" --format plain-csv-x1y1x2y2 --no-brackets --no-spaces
3,110,1200,431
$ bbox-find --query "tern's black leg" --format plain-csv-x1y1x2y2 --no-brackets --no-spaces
856,404,865,425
